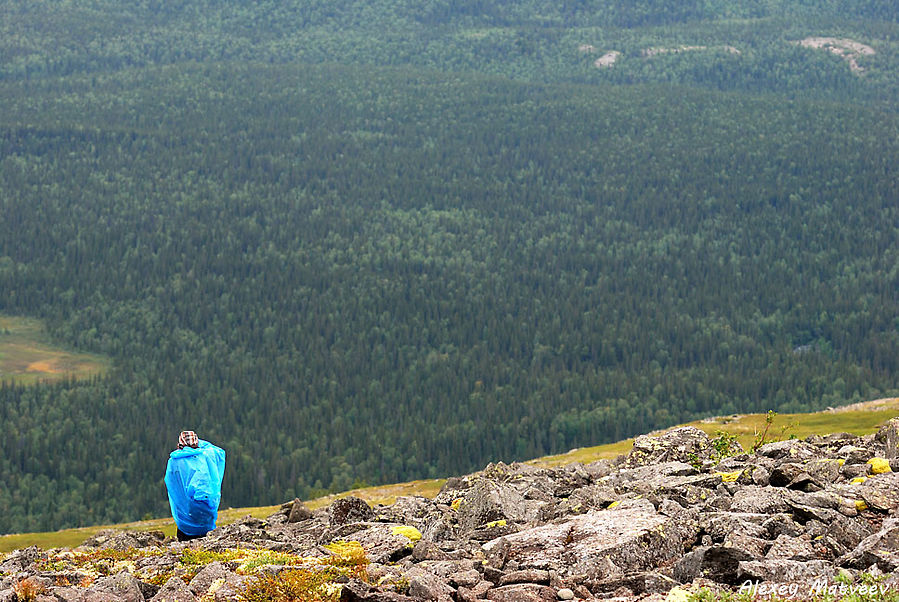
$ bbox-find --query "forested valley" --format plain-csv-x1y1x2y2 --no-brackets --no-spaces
0,0,897,533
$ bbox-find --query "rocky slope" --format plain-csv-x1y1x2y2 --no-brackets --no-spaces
2,419,899,601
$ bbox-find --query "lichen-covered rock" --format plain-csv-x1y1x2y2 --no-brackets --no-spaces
329,497,376,526
339,579,418,602
730,486,790,514
700,512,768,542
623,428,712,468
482,505,691,579
755,440,822,461
150,575,197,602
321,523,419,564
765,535,818,561
0,546,47,574
736,559,833,583
82,530,166,551
875,418,899,459
455,478,536,533
86,572,147,602
673,546,755,585
403,566,455,601
857,472,899,511
837,519,899,572
486,583,557,601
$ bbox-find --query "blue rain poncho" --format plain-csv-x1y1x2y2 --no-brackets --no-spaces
165,439,226,537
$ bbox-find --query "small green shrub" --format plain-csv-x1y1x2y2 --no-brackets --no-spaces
238,569,339,602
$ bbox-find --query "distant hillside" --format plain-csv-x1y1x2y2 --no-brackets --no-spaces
1,0,898,535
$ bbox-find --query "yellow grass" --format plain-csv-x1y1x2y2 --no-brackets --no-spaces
0,314,110,384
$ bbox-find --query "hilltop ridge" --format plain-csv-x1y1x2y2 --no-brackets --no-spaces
2,405,899,601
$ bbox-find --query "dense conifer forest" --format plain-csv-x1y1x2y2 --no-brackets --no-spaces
0,0,897,532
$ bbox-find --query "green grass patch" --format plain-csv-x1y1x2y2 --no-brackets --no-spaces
0,314,110,384
531,399,899,467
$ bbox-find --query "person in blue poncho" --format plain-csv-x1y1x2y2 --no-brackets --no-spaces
165,431,226,541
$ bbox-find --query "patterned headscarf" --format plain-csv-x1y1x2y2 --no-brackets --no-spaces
178,430,199,449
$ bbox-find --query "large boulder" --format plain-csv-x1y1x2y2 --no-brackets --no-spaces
857,472,899,512
454,478,539,533
623,427,713,468
837,519,899,572
673,546,755,585
736,559,833,583
328,497,376,526
875,418,899,459
482,503,693,580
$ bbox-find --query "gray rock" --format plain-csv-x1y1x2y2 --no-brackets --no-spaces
762,514,803,538
557,588,575,600
731,486,790,514
765,535,818,561
150,576,197,602
329,497,376,526
404,566,455,601
673,546,755,585
837,519,899,571
875,418,899,459
483,505,691,580
736,559,833,582
623,427,712,468
287,498,314,523
755,440,821,461
322,523,418,564
87,572,147,602
187,562,231,597
339,579,418,602
857,472,899,512
486,584,557,601
498,569,550,585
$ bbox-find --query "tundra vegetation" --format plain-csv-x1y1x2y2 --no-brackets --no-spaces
0,0,898,534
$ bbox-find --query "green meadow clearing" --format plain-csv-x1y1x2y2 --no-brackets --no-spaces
0,315,110,385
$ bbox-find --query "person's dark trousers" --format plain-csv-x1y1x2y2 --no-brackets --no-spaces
176,528,205,542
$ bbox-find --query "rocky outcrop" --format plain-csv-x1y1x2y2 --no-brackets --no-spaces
2,424,899,601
